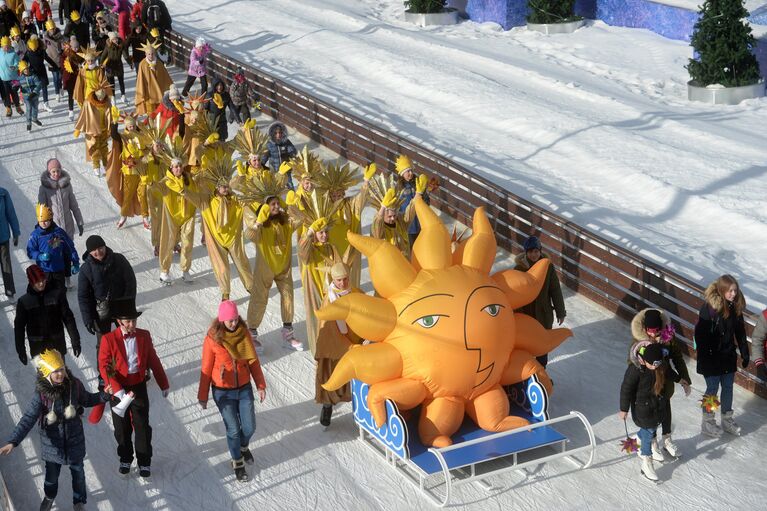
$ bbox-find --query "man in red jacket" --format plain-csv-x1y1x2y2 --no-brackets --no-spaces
98,298,170,479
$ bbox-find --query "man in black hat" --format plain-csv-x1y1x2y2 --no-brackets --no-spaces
77,235,136,351
97,298,170,479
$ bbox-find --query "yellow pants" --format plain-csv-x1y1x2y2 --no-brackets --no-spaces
138,183,149,218
148,189,163,248
203,222,254,298
251,255,294,328
86,134,108,168
121,174,140,217
159,209,195,273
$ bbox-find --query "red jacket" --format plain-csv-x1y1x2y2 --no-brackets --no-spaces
151,100,184,138
131,0,144,22
99,327,169,393
31,1,53,23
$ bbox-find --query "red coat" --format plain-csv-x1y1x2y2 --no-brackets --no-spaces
98,327,169,393
151,100,183,138
131,0,144,22
30,1,52,23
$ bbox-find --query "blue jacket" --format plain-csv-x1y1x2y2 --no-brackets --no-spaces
26,222,79,273
0,49,20,82
7,373,106,465
399,178,429,236
19,72,42,97
260,122,297,190
0,188,20,244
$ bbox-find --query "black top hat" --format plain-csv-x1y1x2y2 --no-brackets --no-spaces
111,298,143,320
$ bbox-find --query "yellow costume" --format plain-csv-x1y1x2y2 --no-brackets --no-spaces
134,42,173,115
182,94,211,169
72,60,105,108
73,80,112,171
367,174,416,259
106,110,144,219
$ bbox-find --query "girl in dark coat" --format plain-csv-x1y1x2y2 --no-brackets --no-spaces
694,274,749,437
619,342,679,481
0,349,110,511
23,36,57,109
206,77,231,141
60,36,83,119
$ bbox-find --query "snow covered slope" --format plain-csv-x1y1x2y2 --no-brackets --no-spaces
0,67,766,510
162,0,767,310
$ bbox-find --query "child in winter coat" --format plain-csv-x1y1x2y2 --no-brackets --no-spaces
1,35,24,116
126,18,146,69
206,77,231,141
694,274,749,437
27,203,80,286
17,58,42,130
0,348,111,511
260,121,297,190
629,308,691,459
619,342,680,482
228,66,253,125
100,30,130,103
395,154,430,249
181,37,210,96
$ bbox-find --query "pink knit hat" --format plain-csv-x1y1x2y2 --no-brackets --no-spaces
218,300,239,322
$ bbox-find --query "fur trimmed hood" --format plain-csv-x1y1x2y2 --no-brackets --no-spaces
703,281,746,317
40,170,72,190
35,369,78,424
514,251,549,272
631,308,669,342
267,121,288,143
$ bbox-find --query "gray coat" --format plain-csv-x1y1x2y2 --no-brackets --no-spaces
751,310,767,363
38,170,83,240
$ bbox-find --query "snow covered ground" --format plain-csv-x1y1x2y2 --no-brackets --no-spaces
160,0,767,310
0,65,766,510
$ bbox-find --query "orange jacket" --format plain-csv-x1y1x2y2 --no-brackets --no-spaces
197,329,266,402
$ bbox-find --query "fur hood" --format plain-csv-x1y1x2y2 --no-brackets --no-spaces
35,369,78,424
630,308,669,342
514,251,549,272
267,121,288,143
40,170,72,190
703,281,746,317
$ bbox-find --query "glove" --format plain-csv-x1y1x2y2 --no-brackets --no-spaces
18,352,27,366
73,129,81,138
85,321,96,335
415,174,428,194
78,224,84,236
72,342,81,358
256,203,270,224
110,105,119,120
757,363,767,382
285,190,297,206
162,388,170,398
236,159,246,176
39,252,51,262
71,262,80,275
381,188,398,208
364,162,376,181
278,161,292,175
741,356,750,369
204,133,219,145
12,236,18,247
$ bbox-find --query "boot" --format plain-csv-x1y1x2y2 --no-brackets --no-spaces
662,434,679,457
240,447,254,465
39,496,54,511
701,409,723,438
721,411,742,436
15,105,23,115
5,106,10,117
118,461,131,476
639,454,659,481
320,404,333,428
116,216,127,229
282,325,304,351
232,458,249,482
250,328,264,355
43,101,52,112
160,272,172,285
73,503,85,510
139,466,151,479
56,93,61,103
650,436,665,462
33,119,42,126
26,123,31,131
68,109,74,121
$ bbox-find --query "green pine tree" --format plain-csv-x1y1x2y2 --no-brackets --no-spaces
404,0,447,14
527,0,577,24
687,0,761,87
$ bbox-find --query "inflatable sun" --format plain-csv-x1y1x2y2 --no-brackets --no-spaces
319,198,572,447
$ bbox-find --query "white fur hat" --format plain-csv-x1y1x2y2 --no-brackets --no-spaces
22,10,30,19
168,84,180,100
195,37,206,48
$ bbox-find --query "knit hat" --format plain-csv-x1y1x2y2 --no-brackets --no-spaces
22,10,29,19
330,262,349,280
639,343,666,368
218,300,239,322
644,309,662,331
0,2,6,8
26,264,46,285
168,84,180,100
195,37,206,48
85,235,106,252
523,236,541,252
108,31,118,41
47,158,61,172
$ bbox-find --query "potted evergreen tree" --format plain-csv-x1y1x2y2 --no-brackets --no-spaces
404,0,460,27
527,0,584,34
687,0,765,104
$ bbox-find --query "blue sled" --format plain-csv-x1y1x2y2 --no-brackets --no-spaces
351,377,596,507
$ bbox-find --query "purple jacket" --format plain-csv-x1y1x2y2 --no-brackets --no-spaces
187,44,210,77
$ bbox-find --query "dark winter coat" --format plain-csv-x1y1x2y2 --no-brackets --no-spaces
629,308,690,399
142,0,171,31
58,0,82,25
260,121,297,172
61,47,83,92
23,46,56,84
514,252,566,330
7,372,106,465
695,283,749,377
206,79,231,140
26,222,79,274
99,38,129,75
38,170,83,240
399,177,429,236
63,19,90,48
91,22,114,52
0,9,17,39
0,187,20,244
77,247,136,328
15,279,80,358
18,72,43,98
126,23,146,67
229,75,250,106
620,346,679,429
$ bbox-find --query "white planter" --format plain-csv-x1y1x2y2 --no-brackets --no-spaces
404,8,460,27
527,19,585,35
687,80,766,105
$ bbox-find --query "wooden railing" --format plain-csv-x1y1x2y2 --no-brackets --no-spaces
160,29,765,397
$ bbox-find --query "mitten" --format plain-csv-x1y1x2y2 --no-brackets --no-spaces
364,162,376,181
285,190,297,206
72,341,81,358
415,174,428,194
278,161,292,175
256,203,270,224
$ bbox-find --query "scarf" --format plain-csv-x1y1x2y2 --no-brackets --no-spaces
220,323,257,361
327,283,351,334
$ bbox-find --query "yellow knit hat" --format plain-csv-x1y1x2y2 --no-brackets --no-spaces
395,154,413,176
36,203,53,222
34,349,65,378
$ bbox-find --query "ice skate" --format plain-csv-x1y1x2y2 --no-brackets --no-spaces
241,447,254,465
320,404,333,428
68,110,74,121
250,328,264,355
282,325,304,351
116,216,127,229
182,271,193,283
160,272,172,286
26,123,31,132
650,437,665,462
721,411,742,436
56,93,61,103
142,217,151,230
33,119,42,126
662,434,679,457
42,102,52,112
39,496,54,511
639,454,659,482
120,93,127,104
232,458,249,482
702,410,723,438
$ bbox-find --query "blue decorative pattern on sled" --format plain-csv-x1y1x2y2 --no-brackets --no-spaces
351,378,409,459
506,373,550,422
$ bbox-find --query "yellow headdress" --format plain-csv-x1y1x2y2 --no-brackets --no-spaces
199,145,236,189
139,40,161,56
395,154,413,175
367,172,403,210
33,349,65,378
184,92,209,114
232,119,268,161
78,44,100,62
287,189,342,232
289,145,323,180
187,111,219,146
232,168,287,206
27,37,39,51
45,19,55,31
314,160,361,194
0,36,10,48
139,116,171,152
159,134,188,169
9,26,20,39
36,203,53,222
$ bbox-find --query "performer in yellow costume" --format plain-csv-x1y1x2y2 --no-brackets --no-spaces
72,46,105,109
140,119,172,255
73,79,112,177
182,94,212,170
134,40,173,115
368,172,424,259
106,107,144,229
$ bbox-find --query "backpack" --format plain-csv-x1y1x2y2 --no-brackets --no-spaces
147,4,161,27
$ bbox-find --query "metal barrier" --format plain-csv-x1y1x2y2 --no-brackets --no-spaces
159,28,765,398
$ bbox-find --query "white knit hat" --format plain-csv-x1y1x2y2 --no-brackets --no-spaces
108,31,118,41
22,10,29,19
168,84,180,100
195,37,205,48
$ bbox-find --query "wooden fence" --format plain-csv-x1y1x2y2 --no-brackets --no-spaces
159,29,765,398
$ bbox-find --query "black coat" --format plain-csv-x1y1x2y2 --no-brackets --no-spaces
14,279,80,358
206,79,231,140
63,20,90,48
620,362,678,429
142,0,172,31
695,302,748,377
58,0,82,25
24,47,57,83
77,248,136,328
0,10,17,39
